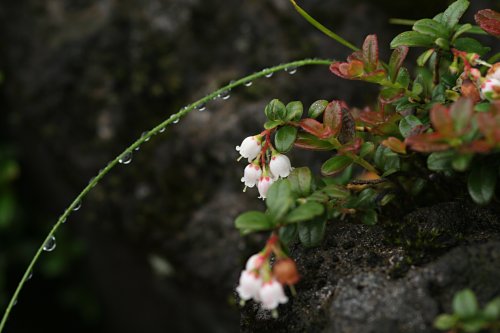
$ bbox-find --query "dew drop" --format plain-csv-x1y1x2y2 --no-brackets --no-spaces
43,236,56,252
119,152,133,164
220,90,231,100
141,132,151,142
61,217,67,224
244,81,253,87
265,72,273,78
27,271,33,280
73,200,82,211
159,127,166,133
173,118,180,124
285,67,297,75
134,146,140,151
198,103,206,112
13,299,17,306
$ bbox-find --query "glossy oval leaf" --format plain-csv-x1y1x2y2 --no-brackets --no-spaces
275,125,298,153
298,217,326,247
235,211,273,231
308,100,329,119
285,101,304,121
321,155,353,176
390,31,435,48
288,167,313,197
285,201,325,224
266,179,294,220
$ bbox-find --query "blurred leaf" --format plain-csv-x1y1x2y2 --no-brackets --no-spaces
266,180,294,220
468,162,497,205
288,167,313,197
434,314,457,330
399,115,423,138
298,217,326,247
427,151,455,171
453,289,478,319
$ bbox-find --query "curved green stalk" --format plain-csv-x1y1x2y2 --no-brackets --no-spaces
289,0,359,52
0,58,332,332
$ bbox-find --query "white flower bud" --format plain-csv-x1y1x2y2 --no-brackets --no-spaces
269,154,292,179
245,254,264,271
241,164,262,188
259,279,288,310
236,135,262,162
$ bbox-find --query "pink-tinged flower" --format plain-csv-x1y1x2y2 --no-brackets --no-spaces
241,163,262,188
257,176,274,199
236,135,262,162
269,154,292,179
236,270,263,301
245,254,264,271
259,279,288,310
486,63,500,81
481,78,500,100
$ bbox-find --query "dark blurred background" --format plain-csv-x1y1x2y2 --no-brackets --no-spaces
0,0,498,332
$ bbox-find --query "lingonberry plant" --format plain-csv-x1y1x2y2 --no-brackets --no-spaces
234,0,500,315
1,0,499,331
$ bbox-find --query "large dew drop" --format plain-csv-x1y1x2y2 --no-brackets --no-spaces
73,200,82,211
43,236,56,252
244,81,253,87
119,152,133,164
219,90,231,100
285,67,297,75
198,103,207,112
265,72,273,78
141,132,151,142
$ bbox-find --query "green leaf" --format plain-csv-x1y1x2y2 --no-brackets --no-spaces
453,289,478,319
462,318,487,333
308,100,329,119
413,19,449,38
275,126,298,153
484,298,500,320
417,49,435,67
434,37,450,50
361,209,378,225
468,162,497,205
279,224,298,244
453,23,472,40
399,115,423,138
264,120,284,129
390,31,435,48
298,217,326,247
441,0,469,29
265,99,286,121
388,46,409,82
235,211,273,231
359,142,375,157
307,191,329,203
453,37,490,56
266,179,294,220
286,101,304,121
374,146,400,172
434,314,458,330
285,202,325,224
427,151,455,171
396,67,411,89
288,167,313,197
321,155,353,176
452,154,473,172
322,184,350,199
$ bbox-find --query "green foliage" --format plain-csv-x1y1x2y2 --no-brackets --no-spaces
435,289,500,332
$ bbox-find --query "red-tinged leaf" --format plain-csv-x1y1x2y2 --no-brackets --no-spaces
477,111,500,144
299,118,334,139
330,60,365,80
380,87,405,104
338,137,363,154
475,9,500,38
323,101,343,135
294,133,336,151
388,46,409,82
347,50,364,62
359,111,386,125
460,140,493,153
450,98,474,134
382,137,407,154
362,34,379,71
405,133,451,152
430,104,454,136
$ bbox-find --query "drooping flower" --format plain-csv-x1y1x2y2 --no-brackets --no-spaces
236,135,262,162
257,174,274,199
259,279,288,310
245,253,264,271
236,270,263,301
241,163,262,188
269,153,292,179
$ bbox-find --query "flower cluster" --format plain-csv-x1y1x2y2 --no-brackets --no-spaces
236,131,293,199
236,235,299,311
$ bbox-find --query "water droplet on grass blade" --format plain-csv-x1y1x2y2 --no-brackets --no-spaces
285,67,297,75
119,152,133,164
159,127,166,133
141,132,151,142
43,236,56,252
73,200,82,211
219,90,231,100
244,81,253,87
265,72,273,78
198,103,206,112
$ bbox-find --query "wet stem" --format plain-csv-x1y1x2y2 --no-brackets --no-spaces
0,58,333,332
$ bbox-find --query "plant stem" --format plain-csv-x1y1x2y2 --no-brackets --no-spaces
388,18,416,26
0,58,332,332
289,0,359,52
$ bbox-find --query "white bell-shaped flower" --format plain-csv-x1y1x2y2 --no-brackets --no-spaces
236,135,262,162
259,279,288,310
481,78,500,100
236,270,263,301
241,164,262,188
257,176,274,199
269,154,292,179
